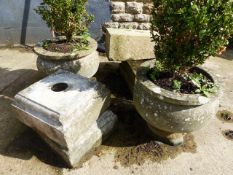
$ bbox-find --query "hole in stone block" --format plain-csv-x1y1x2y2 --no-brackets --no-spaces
51,83,68,92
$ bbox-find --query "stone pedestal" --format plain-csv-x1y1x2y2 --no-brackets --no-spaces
12,70,117,167
120,60,147,94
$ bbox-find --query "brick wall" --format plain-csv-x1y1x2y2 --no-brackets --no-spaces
105,0,153,30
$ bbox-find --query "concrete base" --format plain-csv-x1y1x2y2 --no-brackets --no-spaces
120,60,147,94
148,124,184,146
12,70,117,167
106,28,155,61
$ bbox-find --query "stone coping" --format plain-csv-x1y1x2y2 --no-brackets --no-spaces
33,37,97,61
136,60,220,106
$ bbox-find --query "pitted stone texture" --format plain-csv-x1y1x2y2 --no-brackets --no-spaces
12,70,111,149
35,37,99,78
133,60,220,139
118,22,139,29
12,70,117,167
126,2,143,14
106,28,154,61
112,13,134,22
107,0,152,30
138,23,151,30
40,110,118,167
134,14,150,22
37,51,99,78
111,2,125,13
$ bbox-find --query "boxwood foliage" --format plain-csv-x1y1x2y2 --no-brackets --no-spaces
35,0,93,42
151,0,233,73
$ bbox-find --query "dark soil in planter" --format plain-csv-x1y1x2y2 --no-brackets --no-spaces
43,39,89,53
46,42,74,53
148,67,214,94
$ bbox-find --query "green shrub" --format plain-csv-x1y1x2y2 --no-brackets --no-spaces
151,0,233,73
35,0,93,42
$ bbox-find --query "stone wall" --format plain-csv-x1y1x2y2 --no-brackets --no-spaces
105,0,153,30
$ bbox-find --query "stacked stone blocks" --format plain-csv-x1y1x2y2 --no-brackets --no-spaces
106,0,153,30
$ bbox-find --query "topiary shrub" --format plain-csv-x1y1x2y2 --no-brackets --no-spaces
35,0,93,44
149,0,233,96
151,0,233,73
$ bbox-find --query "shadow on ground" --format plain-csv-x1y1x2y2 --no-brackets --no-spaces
94,62,197,167
0,68,44,97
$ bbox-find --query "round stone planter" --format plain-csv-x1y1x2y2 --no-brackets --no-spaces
133,60,220,145
34,37,99,78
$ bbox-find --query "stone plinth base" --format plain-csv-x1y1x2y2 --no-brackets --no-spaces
12,70,117,167
120,60,148,94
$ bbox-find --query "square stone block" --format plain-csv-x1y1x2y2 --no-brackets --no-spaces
106,28,155,61
40,110,117,167
12,70,111,153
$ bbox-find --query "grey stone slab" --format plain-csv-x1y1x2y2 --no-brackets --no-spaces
12,70,111,148
40,110,118,167
106,28,155,61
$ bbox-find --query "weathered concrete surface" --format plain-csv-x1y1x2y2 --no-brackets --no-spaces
37,51,100,77
12,69,116,166
40,110,118,167
133,60,220,145
0,48,233,175
13,70,111,147
106,28,155,61
35,38,99,77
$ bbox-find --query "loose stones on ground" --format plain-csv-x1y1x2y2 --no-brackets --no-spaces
12,70,117,167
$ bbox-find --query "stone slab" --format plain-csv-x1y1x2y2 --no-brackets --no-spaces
40,110,118,167
12,70,111,149
105,28,155,61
